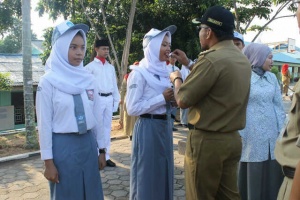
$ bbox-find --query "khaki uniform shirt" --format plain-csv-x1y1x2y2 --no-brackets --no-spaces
275,81,300,168
178,40,251,132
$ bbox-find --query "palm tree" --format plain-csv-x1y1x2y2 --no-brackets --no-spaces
22,0,37,148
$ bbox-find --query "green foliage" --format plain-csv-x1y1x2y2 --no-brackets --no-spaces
0,18,37,53
0,72,12,91
39,28,53,65
271,65,279,74
35,0,290,79
271,66,281,82
37,0,217,67
0,0,21,36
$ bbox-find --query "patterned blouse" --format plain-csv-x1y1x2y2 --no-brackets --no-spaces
239,71,286,162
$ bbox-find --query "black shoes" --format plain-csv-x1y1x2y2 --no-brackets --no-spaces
106,159,116,167
172,127,178,131
177,123,188,128
181,124,188,128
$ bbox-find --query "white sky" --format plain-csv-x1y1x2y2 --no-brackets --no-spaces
30,1,300,46
243,4,300,46
31,0,64,39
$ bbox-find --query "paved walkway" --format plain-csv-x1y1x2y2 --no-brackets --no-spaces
0,126,188,200
0,95,293,200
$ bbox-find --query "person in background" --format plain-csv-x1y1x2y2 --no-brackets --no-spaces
281,63,291,96
275,2,300,200
166,56,180,131
120,61,139,140
179,63,191,128
36,20,105,199
170,5,251,200
85,39,120,167
238,43,285,200
126,25,177,200
233,31,245,51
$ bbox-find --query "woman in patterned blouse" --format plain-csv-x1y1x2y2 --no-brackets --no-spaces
238,43,286,200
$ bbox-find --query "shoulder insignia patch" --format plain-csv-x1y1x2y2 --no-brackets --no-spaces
129,84,138,89
199,49,215,56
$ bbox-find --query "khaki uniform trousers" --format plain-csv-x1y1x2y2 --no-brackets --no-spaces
277,177,293,200
185,129,242,200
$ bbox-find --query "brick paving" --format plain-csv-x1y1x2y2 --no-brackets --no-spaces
0,95,292,200
0,126,188,200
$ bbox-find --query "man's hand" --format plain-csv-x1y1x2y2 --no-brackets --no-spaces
98,153,106,170
170,71,182,83
44,159,59,183
171,49,189,66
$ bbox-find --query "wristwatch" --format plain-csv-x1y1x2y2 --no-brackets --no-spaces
187,59,194,68
99,148,106,154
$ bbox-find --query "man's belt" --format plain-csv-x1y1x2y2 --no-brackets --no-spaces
99,92,112,97
282,166,295,179
140,114,167,120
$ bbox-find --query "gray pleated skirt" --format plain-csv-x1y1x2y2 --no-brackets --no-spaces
130,117,174,200
50,131,104,200
238,158,283,200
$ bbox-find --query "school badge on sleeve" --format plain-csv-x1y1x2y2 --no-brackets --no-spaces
86,89,94,101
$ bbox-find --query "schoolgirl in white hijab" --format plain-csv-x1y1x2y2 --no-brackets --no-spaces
36,20,105,200
126,25,177,200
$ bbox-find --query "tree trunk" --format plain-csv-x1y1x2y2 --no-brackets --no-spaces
120,0,137,85
119,0,137,126
99,2,121,82
22,0,37,148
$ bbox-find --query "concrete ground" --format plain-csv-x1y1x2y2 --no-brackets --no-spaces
0,126,188,200
0,89,293,200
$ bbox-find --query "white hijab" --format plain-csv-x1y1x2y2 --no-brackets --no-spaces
130,32,171,93
43,29,94,94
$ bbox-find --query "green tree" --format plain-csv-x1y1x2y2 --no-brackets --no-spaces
0,0,21,36
228,0,296,41
37,0,292,84
0,72,12,91
0,18,37,53
36,0,216,84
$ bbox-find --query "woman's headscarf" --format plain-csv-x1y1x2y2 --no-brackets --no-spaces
43,29,94,94
130,26,176,93
242,43,271,76
281,64,289,75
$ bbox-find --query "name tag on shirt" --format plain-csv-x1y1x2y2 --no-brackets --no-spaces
86,89,94,101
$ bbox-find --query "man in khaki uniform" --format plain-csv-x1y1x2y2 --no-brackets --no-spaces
170,6,251,200
275,2,300,200
275,76,300,200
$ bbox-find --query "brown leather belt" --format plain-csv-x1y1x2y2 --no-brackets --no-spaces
282,166,295,179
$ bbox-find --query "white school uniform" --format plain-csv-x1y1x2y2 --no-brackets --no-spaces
85,58,120,160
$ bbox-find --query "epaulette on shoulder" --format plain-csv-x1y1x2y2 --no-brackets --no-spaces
199,49,215,56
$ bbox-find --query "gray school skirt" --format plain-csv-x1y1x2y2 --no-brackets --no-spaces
49,130,104,200
130,116,174,200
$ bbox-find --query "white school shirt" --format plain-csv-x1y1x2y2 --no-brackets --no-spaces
126,70,170,116
85,58,120,112
36,78,105,160
180,65,190,81
166,64,180,74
